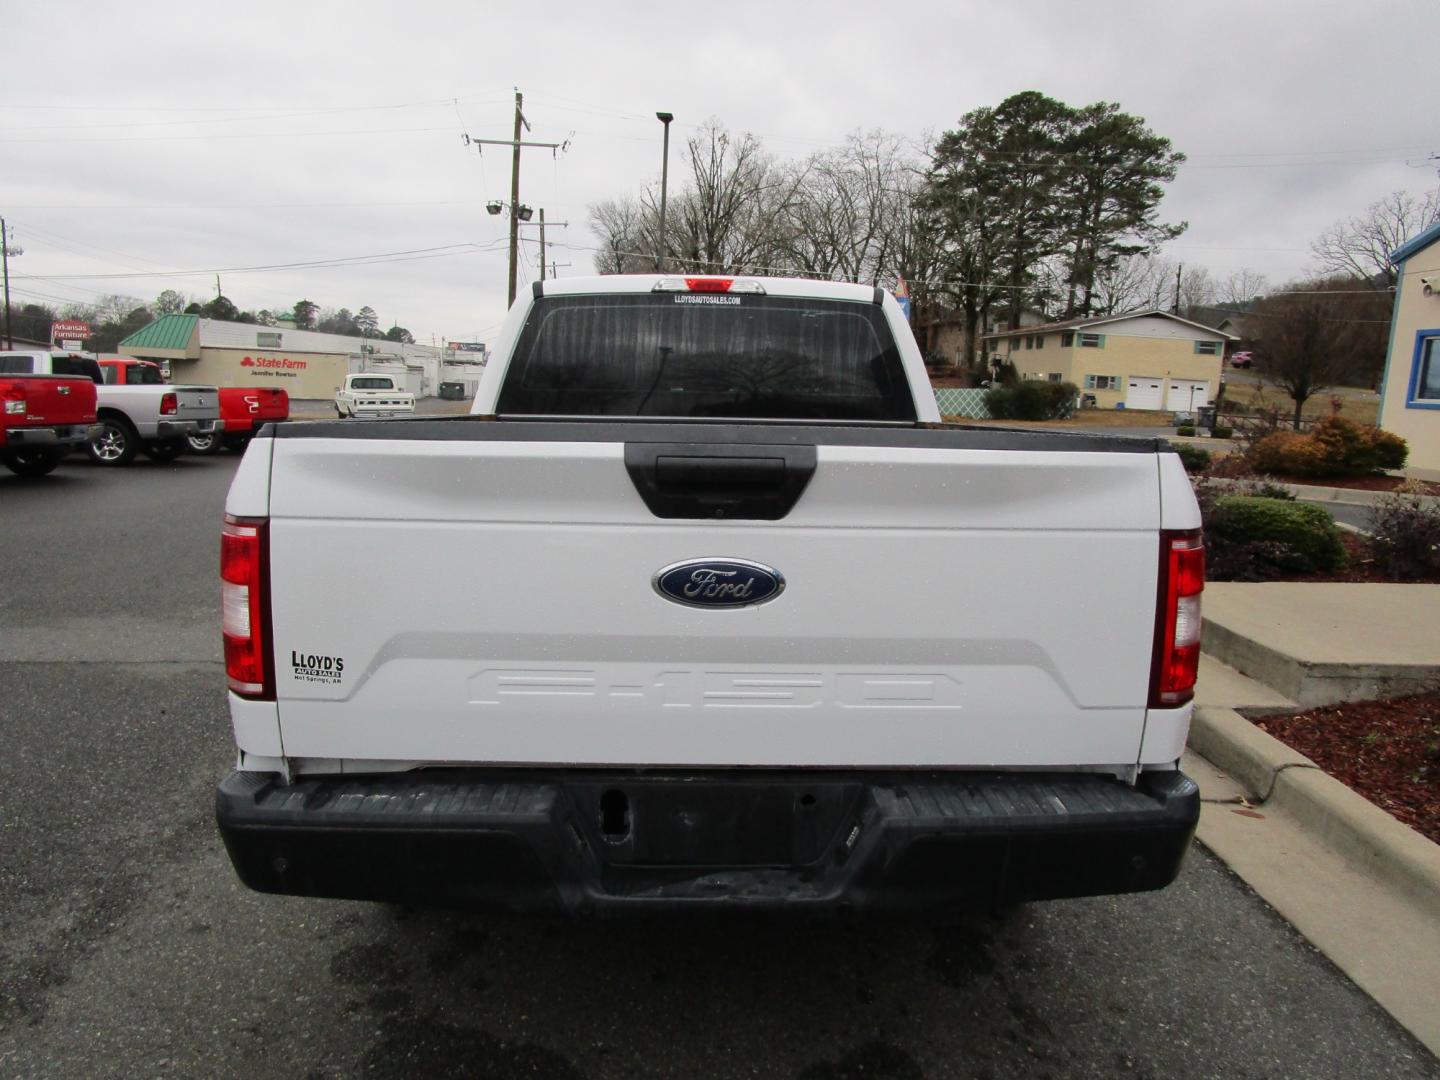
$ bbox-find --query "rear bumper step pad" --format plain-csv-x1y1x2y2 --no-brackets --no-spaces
216,768,1198,912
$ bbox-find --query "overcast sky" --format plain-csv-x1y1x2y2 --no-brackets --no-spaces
4,0,1436,345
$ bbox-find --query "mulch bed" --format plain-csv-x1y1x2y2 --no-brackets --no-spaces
1249,693,1440,845
1273,534,1388,584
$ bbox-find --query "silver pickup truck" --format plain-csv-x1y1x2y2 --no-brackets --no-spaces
0,351,220,465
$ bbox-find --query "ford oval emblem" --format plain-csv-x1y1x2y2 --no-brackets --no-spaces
653,558,785,609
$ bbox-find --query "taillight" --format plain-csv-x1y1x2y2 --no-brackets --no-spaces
1150,529,1204,708
221,515,273,699
160,392,178,415
685,277,732,293
2,385,25,415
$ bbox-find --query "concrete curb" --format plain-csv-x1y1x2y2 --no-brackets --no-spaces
1205,476,1439,509
1190,705,1440,921
1278,482,1440,509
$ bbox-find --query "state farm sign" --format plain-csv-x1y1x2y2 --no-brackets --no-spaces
240,355,307,377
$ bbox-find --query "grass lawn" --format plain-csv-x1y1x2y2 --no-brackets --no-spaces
1220,382,1379,426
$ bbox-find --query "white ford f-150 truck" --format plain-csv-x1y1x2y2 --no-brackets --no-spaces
216,275,1203,914
334,372,415,418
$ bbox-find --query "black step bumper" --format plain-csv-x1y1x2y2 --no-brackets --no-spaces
216,768,1199,913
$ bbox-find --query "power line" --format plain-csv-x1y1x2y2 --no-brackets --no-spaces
3,200,481,210
15,241,509,282
0,125,456,145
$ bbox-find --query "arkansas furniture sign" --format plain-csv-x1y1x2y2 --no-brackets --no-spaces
50,320,90,348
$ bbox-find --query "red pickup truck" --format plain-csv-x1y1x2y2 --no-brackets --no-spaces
0,373,99,476
99,358,288,453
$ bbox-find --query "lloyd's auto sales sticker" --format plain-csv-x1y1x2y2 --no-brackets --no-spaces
291,650,344,685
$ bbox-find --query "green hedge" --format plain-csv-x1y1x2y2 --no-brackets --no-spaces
1174,444,1211,473
1207,496,1345,573
983,381,1079,421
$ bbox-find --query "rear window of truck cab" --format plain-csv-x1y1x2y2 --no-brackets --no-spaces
350,377,396,390
496,294,916,421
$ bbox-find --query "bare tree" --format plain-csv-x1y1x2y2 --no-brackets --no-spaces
1177,264,1216,318
661,119,805,274
1218,268,1269,306
1090,253,1170,314
589,195,653,274
781,130,917,285
1249,275,1391,422
1312,188,1440,288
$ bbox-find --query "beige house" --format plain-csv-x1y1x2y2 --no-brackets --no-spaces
1378,222,1440,473
981,310,1231,411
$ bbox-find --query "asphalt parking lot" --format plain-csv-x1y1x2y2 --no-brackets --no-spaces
2,453,1438,1079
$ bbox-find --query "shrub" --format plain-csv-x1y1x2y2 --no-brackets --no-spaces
983,380,1078,421
1173,444,1211,473
1236,479,1296,501
1211,425,1234,440
1191,485,1287,581
1207,496,1346,574
1245,417,1409,478
1246,430,1332,476
1176,424,1196,437
1372,428,1409,470
1366,493,1440,581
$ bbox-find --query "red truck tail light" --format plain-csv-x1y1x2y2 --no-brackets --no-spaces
652,276,766,295
3,384,26,415
1150,529,1205,708
160,392,178,415
221,515,273,699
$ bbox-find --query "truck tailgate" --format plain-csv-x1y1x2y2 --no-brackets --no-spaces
263,423,1165,770
0,376,95,433
170,385,220,422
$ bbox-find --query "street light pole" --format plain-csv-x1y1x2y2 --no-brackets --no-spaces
655,112,673,273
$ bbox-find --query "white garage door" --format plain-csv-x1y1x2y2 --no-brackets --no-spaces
1126,376,1164,410
1166,379,1211,411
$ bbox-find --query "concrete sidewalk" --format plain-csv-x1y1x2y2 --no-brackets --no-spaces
1191,591,1440,1056
1203,582,1440,706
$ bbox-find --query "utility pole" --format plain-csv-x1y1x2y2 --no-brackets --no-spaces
1,218,13,349
508,90,525,307
520,213,568,284
463,90,568,307
1172,263,1183,315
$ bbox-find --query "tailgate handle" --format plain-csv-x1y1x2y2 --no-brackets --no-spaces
655,455,785,492
625,442,817,520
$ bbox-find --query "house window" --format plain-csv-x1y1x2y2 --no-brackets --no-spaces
1061,331,1074,347
1034,335,1044,349
1025,336,1034,350
1078,333,1105,348
1084,374,1120,390
1194,340,1221,355
257,331,283,348
1409,331,1440,408
1047,372,1063,383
